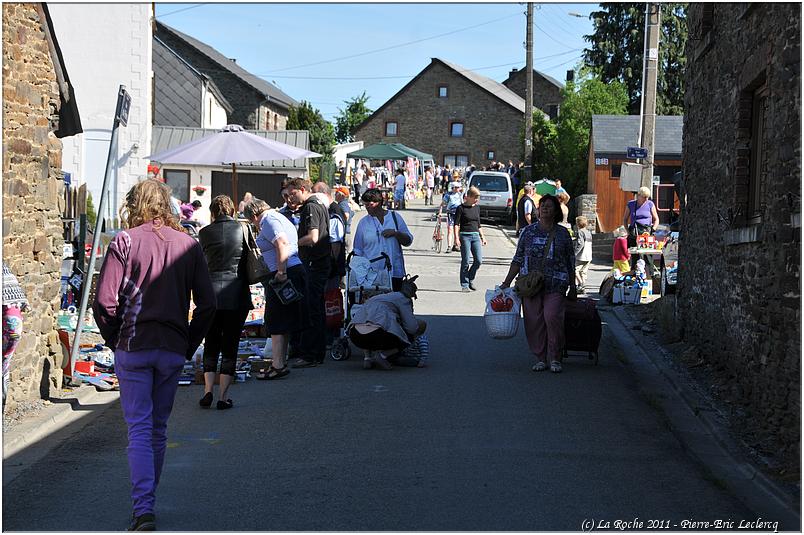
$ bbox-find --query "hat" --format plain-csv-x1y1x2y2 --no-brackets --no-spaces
334,186,350,197
450,181,461,188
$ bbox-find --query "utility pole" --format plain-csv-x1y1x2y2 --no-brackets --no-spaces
640,2,661,190
524,2,533,181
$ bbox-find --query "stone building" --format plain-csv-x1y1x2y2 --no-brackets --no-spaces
354,58,527,169
155,21,297,131
2,3,82,408
502,67,564,120
681,3,800,474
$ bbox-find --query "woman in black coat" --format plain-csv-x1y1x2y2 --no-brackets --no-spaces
198,195,252,410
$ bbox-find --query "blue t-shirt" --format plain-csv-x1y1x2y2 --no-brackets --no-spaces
338,199,353,234
443,192,463,212
256,210,302,272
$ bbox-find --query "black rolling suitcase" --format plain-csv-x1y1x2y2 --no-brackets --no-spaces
562,297,602,364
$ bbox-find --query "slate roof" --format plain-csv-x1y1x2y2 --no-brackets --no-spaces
536,69,564,89
151,126,311,169
155,21,297,109
591,115,683,158
438,58,526,113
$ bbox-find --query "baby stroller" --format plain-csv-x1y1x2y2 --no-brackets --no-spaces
330,252,393,361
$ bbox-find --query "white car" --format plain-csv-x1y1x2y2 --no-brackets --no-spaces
468,171,514,224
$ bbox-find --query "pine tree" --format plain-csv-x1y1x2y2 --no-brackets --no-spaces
582,3,687,115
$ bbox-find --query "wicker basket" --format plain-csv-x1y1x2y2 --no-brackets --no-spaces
483,311,520,339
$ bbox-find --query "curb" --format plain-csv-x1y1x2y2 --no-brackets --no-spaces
3,385,120,461
601,304,800,529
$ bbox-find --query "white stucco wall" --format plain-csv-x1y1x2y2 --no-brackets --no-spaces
201,85,228,129
49,3,153,224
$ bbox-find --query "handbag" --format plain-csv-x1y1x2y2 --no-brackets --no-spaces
514,230,556,298
268,276,303,305
241,222,271,284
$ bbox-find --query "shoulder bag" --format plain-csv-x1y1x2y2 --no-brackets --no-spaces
514,229,556,298
241,222,271,284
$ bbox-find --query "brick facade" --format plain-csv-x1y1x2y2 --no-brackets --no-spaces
681,3,801,471
2,3,66,407
355,61,524,167
502,68,563,119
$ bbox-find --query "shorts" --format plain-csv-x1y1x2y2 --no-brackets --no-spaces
263,265,310,335
447,210,457,226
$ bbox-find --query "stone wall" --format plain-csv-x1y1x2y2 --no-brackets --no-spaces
574,194,598,232
681,3,801,472
2,3,66,408
355,61,524,166
502,68,563,118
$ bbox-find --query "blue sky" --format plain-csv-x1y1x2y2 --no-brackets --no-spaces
154,3,598,122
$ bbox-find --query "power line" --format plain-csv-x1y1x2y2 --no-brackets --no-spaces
266,11,523,73
156,4,205,18
256,50,581,81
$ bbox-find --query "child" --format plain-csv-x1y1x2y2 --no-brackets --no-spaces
574,216,593,293
613,225,631,274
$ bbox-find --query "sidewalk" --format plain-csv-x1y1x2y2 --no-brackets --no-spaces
493,222,800,527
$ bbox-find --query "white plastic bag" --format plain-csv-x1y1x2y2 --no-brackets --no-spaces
484,285,521,315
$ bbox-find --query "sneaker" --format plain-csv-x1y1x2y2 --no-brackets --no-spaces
128,513,156,531
371,352,393,370
550,360,563,373
451,245,460,252
468,282,477,291
531,361,547,372
461,287,471,293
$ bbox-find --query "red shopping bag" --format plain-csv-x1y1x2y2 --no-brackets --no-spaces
324,288,344,329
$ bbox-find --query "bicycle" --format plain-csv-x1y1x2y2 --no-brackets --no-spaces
432,215,443,253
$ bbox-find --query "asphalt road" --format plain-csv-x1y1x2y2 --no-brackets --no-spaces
3,199,755,531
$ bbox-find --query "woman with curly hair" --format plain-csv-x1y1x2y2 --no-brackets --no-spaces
93,179,215,531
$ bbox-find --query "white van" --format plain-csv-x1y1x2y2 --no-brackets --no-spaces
468,171,514,224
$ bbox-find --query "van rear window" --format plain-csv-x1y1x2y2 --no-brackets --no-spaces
471,175,508,192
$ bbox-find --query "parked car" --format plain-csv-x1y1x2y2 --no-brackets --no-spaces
468,171,514,224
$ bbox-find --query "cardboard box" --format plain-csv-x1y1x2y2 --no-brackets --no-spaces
640,280,653,298
248,358,272,376
623,286,642,304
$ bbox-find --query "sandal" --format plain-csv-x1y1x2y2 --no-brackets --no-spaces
550,361,562,373
531,361,547,372
267,365,290,380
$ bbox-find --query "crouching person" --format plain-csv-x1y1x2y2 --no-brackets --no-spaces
346,276,426,370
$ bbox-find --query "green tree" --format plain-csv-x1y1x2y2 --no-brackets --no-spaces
554,73,629,197
335,92,373,143
287,100,336,180
85,192,97,229
582,3,687,115
521,111,559,180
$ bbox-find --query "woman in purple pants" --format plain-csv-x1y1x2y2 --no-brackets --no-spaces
93,180,215,531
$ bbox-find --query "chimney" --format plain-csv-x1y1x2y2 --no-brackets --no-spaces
229,58,237,64
509,68,518,79
566,70,574,82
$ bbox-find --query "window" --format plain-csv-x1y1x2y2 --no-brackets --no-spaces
450,122,464,137
443,154,469,169
747,83,768,223
163,169,190,202
470,174,508,192
610,164,622,178
487,150,495,160
385,121,398,136
438,85,448,98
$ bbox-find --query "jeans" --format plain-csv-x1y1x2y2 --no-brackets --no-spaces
115,348,185,516
300,257,331,363
459,232,483,288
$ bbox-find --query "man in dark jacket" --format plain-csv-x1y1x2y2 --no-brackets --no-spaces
516,183,537,236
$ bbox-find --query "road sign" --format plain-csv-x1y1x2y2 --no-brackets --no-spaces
627,146,648,159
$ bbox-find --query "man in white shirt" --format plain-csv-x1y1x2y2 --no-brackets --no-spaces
393,168,406,210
